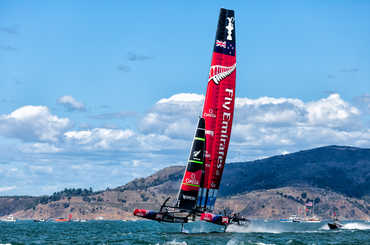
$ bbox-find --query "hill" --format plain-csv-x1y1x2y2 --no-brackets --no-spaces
2,145,370,220
220,145,370,199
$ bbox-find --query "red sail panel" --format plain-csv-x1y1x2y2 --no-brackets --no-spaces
202,8,236,192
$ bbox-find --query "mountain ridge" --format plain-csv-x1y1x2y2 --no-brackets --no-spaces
1,145,369,220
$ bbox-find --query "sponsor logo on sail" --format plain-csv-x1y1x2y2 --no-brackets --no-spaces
185,173,200,185
205,130,214,136
217,88,233,170
204,108,216,118
193,150,201,159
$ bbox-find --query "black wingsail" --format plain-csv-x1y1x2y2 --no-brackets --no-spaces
177,117,206,210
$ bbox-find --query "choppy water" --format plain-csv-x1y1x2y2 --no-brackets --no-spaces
0,220,369,245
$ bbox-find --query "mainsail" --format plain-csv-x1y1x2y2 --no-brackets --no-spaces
134,9,240,229
177,117,206,210
197,8,236,211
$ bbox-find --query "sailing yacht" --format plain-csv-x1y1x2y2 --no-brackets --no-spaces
133,8,248,231
302,202,321,223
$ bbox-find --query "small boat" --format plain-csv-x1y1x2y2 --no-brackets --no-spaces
328,211,342,229
33,218,45,222
280,215,302,223
328,217,343,230
72,219,87,222
55,214,72,222
280,218,290,222
328,221,343,230
1,215,16,222
303,216,321,223
55,218,69,222
291,215,303,223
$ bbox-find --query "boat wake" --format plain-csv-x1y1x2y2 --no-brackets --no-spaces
342,222,370,230
180,222,225,234
319,224,330,230
319,222,370,230
156,240,187,245
226,239,275,245
226,223,282,233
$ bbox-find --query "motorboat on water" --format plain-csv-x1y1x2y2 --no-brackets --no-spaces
33,218,45,222
1,215,16,222
72,219,87,222
55,214,72,222
280,215,302,223
328,212,342,229
303,216,321,223
328,218,343,230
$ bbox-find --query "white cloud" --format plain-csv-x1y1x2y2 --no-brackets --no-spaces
139,93,369,161
0,186,16,192
229,93,368,160
306,94,360,128
0,93,369,195
0,105,70,142
0,94,367,157
236,96,304,107
57,95,85,111
63,127,186,153
29,165,53,174
19,143,62,153
140,93,204,139
235,96,306,126
157,93,204,104
64,128,135,150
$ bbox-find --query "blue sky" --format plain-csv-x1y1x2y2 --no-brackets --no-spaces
1,1,369,195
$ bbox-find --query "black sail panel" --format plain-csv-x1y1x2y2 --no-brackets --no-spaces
177,118,206,210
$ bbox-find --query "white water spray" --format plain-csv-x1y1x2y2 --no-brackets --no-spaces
226,223,282,233
342,222,370,230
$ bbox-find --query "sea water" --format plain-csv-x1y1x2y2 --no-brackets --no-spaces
0,220,369,245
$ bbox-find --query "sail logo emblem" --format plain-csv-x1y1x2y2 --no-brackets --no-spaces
193,150,201,159
226,17,234,41
204,108,216,118
208,63,236,85
185,173,199,185
205,130,214,136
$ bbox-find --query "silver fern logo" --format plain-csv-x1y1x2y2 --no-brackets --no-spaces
208,63,236,84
